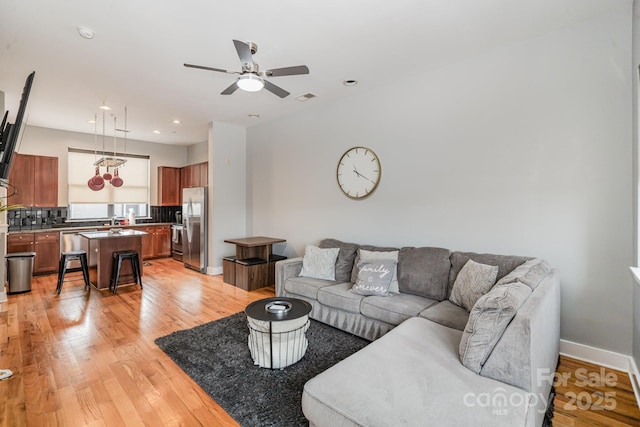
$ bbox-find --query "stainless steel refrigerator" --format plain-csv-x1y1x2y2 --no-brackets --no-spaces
182,187,207,273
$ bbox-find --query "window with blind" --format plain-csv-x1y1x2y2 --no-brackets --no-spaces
68,149,150,220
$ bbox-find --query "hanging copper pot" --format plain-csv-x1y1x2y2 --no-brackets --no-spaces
88,167,104,190
103,166,112,181
111,168,123,187
88,177,105,191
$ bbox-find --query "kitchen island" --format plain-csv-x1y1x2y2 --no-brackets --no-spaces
80,230,147,290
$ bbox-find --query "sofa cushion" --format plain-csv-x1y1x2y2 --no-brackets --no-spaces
352,249,399,293
299,245,340,280
360,293,438,326
302,317,530,427
284,276,336,300
419,300,469,331
448,251,531,298
317,283,365,314
350,245,400,283
397,246,451,300
449,260,499,311
495,258,551,290
459,282,532,374
319,238,360,283
351,260,396,296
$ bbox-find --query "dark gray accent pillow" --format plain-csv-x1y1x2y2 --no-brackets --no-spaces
350,260,396,296
397,247,451,301
319,239,360,283
350,244,399,283
448,252,532,298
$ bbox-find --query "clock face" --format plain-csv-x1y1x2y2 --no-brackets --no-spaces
336,146,381,199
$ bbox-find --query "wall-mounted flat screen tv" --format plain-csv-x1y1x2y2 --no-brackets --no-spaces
0,71,35,182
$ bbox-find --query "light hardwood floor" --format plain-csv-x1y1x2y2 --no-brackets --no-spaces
0,257,638,426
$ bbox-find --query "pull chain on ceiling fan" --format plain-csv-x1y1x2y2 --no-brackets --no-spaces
184,39,309,98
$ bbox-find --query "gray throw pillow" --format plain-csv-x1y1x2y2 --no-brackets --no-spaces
459,282,532,374
319,238,359,283
397,246,451,300
449,260,499,312
350,260,396,296
299,245,340,280
350,245,400,283
354,249,399,293
448,252,532,298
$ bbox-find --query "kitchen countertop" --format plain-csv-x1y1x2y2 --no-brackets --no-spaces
8,223,175,235
79,230,149,239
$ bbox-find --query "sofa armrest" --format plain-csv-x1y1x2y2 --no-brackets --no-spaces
275,257,303,296
479,269,560,426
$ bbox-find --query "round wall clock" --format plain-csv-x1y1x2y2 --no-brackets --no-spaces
336,146,381,199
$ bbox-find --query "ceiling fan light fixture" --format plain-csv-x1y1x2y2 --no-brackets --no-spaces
237,74,265,92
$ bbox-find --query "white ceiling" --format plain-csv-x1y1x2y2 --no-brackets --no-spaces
0,0,619,146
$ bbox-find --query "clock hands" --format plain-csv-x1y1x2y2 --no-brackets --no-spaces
353,165,375,184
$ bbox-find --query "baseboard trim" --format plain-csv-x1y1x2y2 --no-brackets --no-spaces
560,339,632,372
560,339,640,409
630,356,640,409
207,266,223,276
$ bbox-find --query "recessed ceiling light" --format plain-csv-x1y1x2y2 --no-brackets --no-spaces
172,119,182,125
99,104,111,111
153,130,161,134
77,26,95,40
343,79,358,86
295,93,317,102
88,119,95,124
248,114,260,118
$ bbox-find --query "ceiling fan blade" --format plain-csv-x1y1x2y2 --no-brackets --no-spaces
263,80,290,98
232,40,254,66
184,63,239,74
221,81,239,95
264,65,310,77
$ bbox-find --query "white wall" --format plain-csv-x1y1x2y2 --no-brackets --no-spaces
632,0,640,367
187,140,208,165
208,121,246,273
247,7,634,354
16,125,188,205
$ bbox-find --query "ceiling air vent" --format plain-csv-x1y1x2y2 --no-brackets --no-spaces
295,93,317,102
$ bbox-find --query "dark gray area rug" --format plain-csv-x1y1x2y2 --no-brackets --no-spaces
155,312,369,427
156,313,555,427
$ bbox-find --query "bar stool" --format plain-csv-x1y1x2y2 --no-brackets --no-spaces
56,250,91,294
110,251,142,294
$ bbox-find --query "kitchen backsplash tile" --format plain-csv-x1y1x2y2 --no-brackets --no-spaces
7,205,181,231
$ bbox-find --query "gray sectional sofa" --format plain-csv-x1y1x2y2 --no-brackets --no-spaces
275,239,561,427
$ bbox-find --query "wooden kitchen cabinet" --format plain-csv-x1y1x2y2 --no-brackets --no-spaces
34,232,60,274
134,226,155,259
153,225,171,257
8,153,58,207
133,225,171,260
7,232,34,254
7,232,59,275
180,162,208,189
7,154,33,207
157,166,181,206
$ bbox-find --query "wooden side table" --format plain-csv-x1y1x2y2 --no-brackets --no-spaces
223,237,286,290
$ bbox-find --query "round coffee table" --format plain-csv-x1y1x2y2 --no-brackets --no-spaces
245,297,312,369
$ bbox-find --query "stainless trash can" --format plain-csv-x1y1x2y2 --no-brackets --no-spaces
6,252,36,294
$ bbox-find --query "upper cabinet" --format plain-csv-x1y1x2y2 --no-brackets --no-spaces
181,161,208,189
8,153,58,207
157,162,208,206
157,166,181,206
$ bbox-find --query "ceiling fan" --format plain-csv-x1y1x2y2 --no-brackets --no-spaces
184,40,309,98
